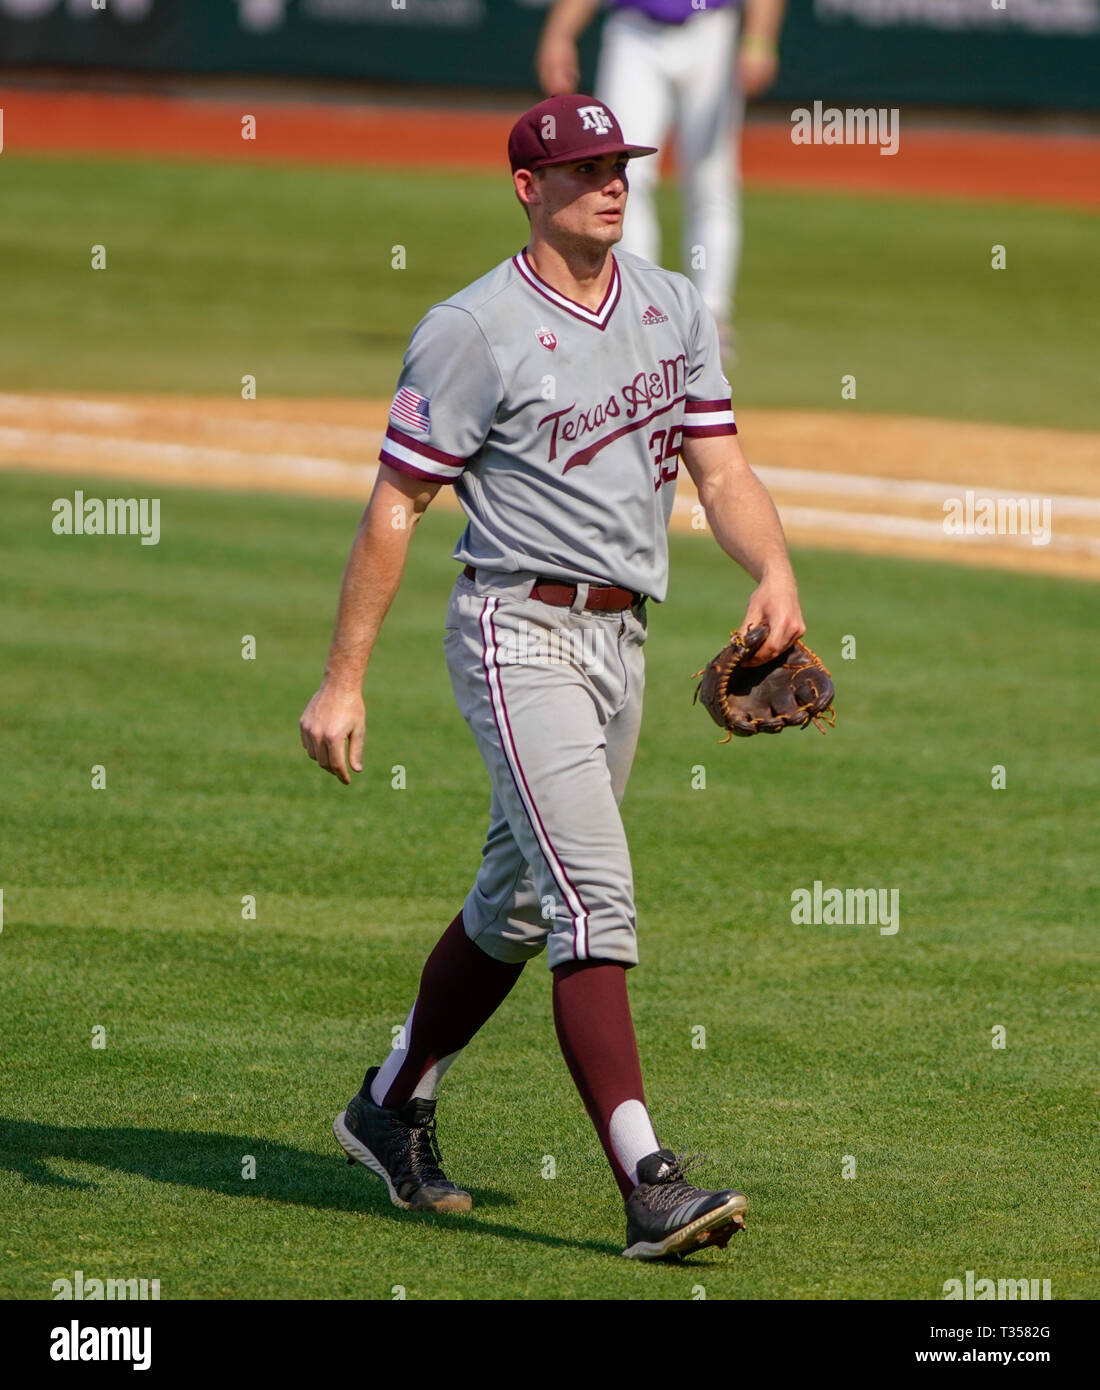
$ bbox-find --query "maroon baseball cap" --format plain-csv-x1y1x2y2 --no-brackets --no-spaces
508,95,657,174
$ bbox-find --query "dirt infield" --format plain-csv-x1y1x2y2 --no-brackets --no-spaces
3,392,1097,581
2,86,1098,208
3,88,1096,580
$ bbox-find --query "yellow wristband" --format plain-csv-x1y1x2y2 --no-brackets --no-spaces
741,34,778,58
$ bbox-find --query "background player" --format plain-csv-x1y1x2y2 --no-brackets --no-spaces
536,0,788,355
299,94,806,1260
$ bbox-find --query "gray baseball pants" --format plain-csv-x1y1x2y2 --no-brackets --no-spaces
443,567,647,969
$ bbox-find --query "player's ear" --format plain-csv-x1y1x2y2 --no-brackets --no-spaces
514,168,542,212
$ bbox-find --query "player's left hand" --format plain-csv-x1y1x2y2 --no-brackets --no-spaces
536,36,580,96
737,49,779,99
738,571,804,666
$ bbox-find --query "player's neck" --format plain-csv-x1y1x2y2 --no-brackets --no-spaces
523,238,614,312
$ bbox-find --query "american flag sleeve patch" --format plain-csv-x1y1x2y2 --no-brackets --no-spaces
389,387,432,434
682,398,737,438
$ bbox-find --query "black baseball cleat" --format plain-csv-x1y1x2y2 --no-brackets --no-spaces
622,1149,747,1260
333,1066,473,1213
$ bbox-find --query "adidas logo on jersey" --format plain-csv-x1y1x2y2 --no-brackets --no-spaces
641,304,668,325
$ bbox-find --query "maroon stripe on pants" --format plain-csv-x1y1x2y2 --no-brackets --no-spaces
480,595,592,959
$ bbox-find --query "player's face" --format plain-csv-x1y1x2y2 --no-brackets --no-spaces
535,154,630,249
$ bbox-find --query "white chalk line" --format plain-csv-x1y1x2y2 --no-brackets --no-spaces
775,505,1100,555
754,466,1100,520
2,401,1097,515
0,396,377,453
2,425,1098,554
0,428,373,483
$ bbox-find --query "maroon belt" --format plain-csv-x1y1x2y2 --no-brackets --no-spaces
462,564,641,613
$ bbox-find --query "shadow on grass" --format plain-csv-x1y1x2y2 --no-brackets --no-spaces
0,1118,621,1258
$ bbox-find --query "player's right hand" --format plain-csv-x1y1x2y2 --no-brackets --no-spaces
737,49,779,98
536,36,580,95
299,684,366,786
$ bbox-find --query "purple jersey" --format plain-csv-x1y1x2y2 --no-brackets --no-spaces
608,0,739,25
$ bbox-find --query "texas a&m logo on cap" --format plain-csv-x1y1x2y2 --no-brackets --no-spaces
507,95,658,173
535,326,557,351
577,105,614,136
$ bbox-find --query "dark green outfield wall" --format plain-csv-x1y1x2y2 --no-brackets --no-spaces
0,0,1097,112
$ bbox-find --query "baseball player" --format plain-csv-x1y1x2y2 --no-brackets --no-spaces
299,94,805,1260
536,0,788,354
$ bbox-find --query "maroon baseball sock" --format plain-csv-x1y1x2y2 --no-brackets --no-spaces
552,959,657,1200
377,911,525,1109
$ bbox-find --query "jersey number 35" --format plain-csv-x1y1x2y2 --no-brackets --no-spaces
648,426,682,493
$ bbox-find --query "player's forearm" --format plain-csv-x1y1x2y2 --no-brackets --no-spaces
322,519,408,692
742,0,786,46
696,457,796,587
542,0,600,43
321,478,430,692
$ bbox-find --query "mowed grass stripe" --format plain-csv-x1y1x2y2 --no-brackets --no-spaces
0,155,1097,427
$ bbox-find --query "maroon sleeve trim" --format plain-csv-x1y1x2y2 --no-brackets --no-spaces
384,425,466,467
378,448,461,484
681,422,738,438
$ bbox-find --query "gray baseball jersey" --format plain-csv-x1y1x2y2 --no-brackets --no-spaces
378,248,736,603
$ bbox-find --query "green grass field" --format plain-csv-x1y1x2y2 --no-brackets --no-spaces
1,147,1096,1301
1,468,1096,1300
1,153,1098,427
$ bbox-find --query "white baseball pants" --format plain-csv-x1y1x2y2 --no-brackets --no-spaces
596,4,744,325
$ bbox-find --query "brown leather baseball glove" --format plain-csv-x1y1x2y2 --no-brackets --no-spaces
692,624,836,741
